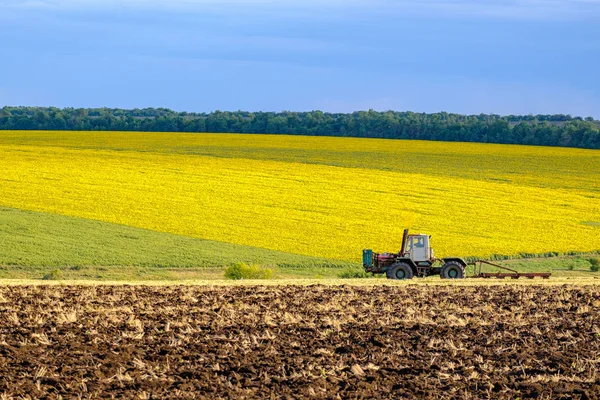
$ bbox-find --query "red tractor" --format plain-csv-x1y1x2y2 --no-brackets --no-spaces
363,229,467,279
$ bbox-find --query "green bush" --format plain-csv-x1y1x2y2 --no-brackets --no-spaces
567,264,574,271
338,268,371,279
589,258,599,272
224,263,274,280
42,269,63,280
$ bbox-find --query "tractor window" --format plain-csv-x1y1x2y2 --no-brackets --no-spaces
406,237,425,251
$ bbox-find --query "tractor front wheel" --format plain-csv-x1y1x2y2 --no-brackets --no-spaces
441,261,465,279
387,263,414,280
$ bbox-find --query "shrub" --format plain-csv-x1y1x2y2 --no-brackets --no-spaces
43,269,63,280
224,263,273,280
567,264,574,271
338,268,371,279
589,258,599,272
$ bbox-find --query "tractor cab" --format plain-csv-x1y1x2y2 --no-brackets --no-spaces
403,234,434,262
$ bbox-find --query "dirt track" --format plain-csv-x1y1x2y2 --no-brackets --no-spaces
0,285,598,399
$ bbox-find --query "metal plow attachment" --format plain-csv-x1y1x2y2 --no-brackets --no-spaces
468,260,551,279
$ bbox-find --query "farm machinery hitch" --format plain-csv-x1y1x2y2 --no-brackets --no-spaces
468,260,551,279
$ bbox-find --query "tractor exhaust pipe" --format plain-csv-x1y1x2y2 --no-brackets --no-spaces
400,229,409,255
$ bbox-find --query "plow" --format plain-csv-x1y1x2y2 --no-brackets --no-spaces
363,229,551,280
468,259,550,279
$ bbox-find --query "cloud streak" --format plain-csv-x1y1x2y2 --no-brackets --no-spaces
390,0,600,18
4,0,600,19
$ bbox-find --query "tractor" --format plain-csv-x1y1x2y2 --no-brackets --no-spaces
363,229,467,279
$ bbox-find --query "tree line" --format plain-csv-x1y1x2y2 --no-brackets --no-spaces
1,106,599,149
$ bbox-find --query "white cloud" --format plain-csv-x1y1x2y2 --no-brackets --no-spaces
2,0,368,8
3,0,599,9
2,0,599,19
370,0,600,20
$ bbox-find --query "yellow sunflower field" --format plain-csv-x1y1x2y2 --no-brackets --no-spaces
1,130,599,261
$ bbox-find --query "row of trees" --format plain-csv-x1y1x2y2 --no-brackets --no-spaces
1,107,599,149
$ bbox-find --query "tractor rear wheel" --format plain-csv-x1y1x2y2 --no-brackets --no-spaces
387,263,414,280
441,261,465,279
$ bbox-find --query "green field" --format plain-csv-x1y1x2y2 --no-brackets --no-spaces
0,207,352,280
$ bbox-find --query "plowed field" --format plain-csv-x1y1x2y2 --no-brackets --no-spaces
1,285,599,399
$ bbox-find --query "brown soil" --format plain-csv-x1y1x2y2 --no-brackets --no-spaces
0,285,598,399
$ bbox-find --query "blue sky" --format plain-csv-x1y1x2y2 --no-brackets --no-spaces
0,0,599,117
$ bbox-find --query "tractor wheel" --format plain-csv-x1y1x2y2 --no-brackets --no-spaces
387,263,414,280
441,261,465,279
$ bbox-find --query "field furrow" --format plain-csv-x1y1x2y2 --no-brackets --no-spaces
0,285,598,398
